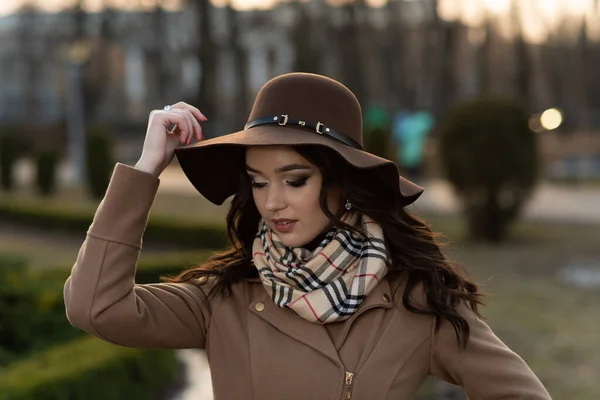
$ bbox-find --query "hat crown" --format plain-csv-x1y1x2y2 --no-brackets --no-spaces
247,73,363,146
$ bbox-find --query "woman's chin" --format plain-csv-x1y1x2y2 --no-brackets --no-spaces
278,234,310,249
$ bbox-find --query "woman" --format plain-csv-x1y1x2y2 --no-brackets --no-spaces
64,73,551,399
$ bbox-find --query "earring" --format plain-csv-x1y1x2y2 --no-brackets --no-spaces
344,199,352,211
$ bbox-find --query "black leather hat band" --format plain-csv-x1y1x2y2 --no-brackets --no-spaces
244,115,363,150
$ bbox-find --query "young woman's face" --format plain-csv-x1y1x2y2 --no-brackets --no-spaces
245,146,343,248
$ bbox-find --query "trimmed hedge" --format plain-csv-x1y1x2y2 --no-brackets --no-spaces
35,150,59,197
0,255,80,364
35,251,213,284
0,128,21,191
0,336,180,400
0,199,228,249
85,126,114,199
0,251,212,399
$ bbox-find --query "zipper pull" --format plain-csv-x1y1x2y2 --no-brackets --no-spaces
345,371,354,385
343,371,355,399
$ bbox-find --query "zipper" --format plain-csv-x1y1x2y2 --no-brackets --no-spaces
342,371,355,400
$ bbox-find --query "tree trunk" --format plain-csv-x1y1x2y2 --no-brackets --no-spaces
195,0,218,131
226,4,249,128
338,3,366,104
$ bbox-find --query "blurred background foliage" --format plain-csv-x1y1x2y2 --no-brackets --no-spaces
0,0,600,399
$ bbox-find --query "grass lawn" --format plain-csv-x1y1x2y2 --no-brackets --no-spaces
425,215,600,399
1,187,599,399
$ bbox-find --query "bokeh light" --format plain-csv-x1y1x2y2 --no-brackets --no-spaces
540,108,563,130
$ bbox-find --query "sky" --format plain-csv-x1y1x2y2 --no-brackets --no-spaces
0,0,598,43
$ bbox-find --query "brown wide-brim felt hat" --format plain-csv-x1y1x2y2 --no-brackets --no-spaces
175,73,424,206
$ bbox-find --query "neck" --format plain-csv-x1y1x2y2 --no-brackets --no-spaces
302,227,334,252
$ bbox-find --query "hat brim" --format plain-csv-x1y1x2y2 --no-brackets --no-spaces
174,125,424,206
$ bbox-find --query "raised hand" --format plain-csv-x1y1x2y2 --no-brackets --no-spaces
134,102,207,177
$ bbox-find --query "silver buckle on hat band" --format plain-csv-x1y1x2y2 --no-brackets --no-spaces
316,122,324,134
243,115,364,150
278,114,289,126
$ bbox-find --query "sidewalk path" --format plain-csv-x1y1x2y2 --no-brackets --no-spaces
171,350,213,400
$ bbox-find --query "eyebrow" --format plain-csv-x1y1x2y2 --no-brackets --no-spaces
246,164,312,174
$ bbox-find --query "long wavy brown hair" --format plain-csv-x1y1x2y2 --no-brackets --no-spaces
163,145,484,348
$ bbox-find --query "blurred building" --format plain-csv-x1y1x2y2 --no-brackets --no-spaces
0,0,598,171
0,0,445,129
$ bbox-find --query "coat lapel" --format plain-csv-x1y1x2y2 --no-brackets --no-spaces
330,278,394,349
248,285,342,367
247,278,394,367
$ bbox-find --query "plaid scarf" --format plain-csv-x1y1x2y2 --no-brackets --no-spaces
252,212,388,324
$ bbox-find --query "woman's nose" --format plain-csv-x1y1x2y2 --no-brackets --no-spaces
264,186,286,212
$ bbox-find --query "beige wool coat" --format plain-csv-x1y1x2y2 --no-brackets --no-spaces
64,163,552,400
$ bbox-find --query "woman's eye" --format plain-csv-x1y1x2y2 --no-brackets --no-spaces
251,181,267,188
287,177,309,188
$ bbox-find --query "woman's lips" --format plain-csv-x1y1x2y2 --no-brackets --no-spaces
272,219,297,233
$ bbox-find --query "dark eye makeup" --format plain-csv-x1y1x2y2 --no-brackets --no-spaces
251,181,267,188
286,176,309,187
249,176,310,189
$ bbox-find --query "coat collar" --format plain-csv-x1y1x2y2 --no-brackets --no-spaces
248,278,394,366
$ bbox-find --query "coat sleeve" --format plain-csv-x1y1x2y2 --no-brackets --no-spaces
63,163,211,349
429,303,552,399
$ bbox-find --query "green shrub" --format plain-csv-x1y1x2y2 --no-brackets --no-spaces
0,336,180,400
1,250,212,366
0,252,204,399
438,97,539,242
85,125,114,199
35,251,212,284
0,128,21,191
0,255,80,363
35,150,59,197
0,199,228,249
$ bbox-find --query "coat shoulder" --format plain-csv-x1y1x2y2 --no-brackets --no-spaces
386,274,435,334
387,274,431,313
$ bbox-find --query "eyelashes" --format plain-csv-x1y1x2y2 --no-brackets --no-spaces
287,177,309,188
251,176,310,189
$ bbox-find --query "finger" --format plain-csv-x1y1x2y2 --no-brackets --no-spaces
185,110,203,142
168,104,205,142
196,119,204,141
158,112,190,143
172,102,207,122
182,111,197,144
169,110,194,144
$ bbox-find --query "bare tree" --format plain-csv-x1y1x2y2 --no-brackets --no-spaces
291,4,322,74
17,1,39,122
193,0,218,125
83,1,116,122
578,17,599,129
336,2,367,104
512,3,532,109
381,1,406,110
477,19,493,95
226,2,249,128
149,1,170,103
437,20,459,116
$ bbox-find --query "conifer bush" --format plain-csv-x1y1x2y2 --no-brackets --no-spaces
437,97,539,242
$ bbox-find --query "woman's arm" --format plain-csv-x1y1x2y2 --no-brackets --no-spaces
64,163,211,349
430,303,552,399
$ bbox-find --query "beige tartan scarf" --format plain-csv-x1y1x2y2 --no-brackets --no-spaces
252,212,388,324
